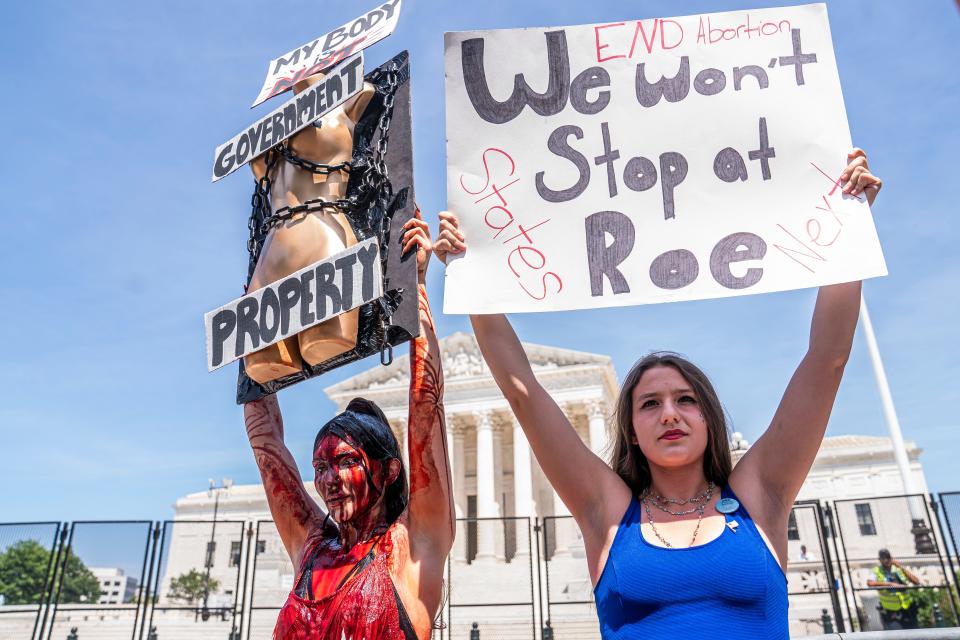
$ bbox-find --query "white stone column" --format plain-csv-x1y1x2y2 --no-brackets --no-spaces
512,417,535,559
474,410,499,561
551,405,578,558
492,419,506,561
587,399,610,458
449,417,468,564
512,418,536,518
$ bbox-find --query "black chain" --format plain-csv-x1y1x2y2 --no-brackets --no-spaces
361,63,400,210
277,142,352,176
261,197,355,234
246,148,279,282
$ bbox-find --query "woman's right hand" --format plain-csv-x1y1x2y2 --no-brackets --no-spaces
433,211,467,265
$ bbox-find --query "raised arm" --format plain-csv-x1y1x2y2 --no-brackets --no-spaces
436,212,630,542
243,395,323,570
401,215,455,562
733,149,882,523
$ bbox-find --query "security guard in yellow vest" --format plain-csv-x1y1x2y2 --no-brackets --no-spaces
866,548,921,629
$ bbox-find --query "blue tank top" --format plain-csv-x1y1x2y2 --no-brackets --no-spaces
594,486,788,639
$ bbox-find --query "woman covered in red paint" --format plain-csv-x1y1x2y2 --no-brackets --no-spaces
243,215,453,640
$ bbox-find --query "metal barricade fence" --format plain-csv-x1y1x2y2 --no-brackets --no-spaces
936,492,960,611
244,520,289,640
539,515,598,640
788,502,848,636
43,521,153,640
832,494,958,631
143,520,247,640
445,516,537,640
3,494,960,639
0,522,62,640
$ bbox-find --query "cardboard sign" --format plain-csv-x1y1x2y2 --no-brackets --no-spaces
251,0,402,108
205,238,383,372
232,51,418,404
212,53,364,182
443,4,886,314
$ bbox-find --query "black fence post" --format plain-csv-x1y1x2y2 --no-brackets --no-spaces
820,608,833,633
932,495,960,612
470,621,480,639
541,619,553,640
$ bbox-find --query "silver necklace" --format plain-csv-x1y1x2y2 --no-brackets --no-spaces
647,482,715,511
640,483,716,548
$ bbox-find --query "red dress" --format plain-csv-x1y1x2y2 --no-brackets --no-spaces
273,525,418,639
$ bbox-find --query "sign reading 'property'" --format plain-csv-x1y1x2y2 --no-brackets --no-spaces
212,54,364,182
205,238,383,371
251,0,402,108
443,3,886,313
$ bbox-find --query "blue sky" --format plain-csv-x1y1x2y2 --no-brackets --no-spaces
1,1,957,522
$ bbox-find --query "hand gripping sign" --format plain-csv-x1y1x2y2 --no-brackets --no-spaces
442,3,886,314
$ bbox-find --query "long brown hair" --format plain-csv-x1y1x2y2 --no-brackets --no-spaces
610,352,732,495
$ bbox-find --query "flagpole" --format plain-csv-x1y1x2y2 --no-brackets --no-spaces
860,293,930,553
858,293,924,523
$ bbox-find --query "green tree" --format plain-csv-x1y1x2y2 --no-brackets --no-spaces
914,586,958,627
167,569,220,604
0,540,101,605
0,540,50,604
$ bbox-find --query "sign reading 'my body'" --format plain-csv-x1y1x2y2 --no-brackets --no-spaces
443,3,886,314
212,54,364,182
251,0,402,108
204,238,383,372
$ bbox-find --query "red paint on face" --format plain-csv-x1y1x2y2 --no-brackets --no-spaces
313,434,381,525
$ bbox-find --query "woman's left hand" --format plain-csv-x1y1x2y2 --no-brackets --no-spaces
841,148,882,206
402,210,433,284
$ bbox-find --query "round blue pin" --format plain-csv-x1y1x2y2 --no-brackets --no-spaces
716,498,739,514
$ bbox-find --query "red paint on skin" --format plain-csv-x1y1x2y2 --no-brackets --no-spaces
408,286,446,497
274,529,410,639
310,435,387,600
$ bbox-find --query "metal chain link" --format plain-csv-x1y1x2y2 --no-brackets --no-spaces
246,149,279,279
360,62,400,209
260,197,355,235
277,142,352,176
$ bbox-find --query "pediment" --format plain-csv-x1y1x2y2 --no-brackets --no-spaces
324,331,612,396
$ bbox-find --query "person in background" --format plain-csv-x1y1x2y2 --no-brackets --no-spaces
798,544,815,561
867,548,921,629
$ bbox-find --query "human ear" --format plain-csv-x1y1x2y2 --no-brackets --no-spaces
384,458,402,484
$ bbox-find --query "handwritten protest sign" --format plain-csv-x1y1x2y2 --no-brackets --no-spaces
443,3,886,314
205,238,383,372
251,0,402,108
212,53,364,182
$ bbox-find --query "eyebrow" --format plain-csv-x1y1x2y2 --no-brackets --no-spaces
313,448,362,463
635,388,695,401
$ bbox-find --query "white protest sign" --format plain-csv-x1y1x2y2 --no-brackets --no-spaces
213,54,364,182
251,0,402,108
443,3,886,314
205,238,382,372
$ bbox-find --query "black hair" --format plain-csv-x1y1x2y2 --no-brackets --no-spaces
313,398,408,524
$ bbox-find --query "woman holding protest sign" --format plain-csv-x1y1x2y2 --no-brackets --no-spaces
434,149,881,638
242,213,453,640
